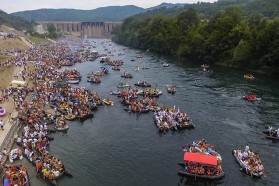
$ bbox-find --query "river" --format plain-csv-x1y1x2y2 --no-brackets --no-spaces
24,38,279,186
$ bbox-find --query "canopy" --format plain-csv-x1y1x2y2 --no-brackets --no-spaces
184,152,217,166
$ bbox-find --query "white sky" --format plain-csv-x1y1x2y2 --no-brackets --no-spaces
1,0,216,13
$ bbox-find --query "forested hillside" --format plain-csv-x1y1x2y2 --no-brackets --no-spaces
0,10,34,31
11,6,145,21
112,2,279,75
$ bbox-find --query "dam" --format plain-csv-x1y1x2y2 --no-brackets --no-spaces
35,21,121,38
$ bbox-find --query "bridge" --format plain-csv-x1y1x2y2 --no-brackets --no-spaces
35,21,121,38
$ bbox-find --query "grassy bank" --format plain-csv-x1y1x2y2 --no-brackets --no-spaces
0,65,15,89
0,54,11,64
0,38,29,51
27,35,49,44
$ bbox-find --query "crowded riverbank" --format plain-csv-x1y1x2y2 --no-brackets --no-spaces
0,38,278,186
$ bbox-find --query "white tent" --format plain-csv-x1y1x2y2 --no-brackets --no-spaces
11,80,26,85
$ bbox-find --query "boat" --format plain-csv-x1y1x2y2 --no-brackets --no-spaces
103,98,114,106
178,152,225,180
117,82,130,88
112,66,120,71
22,151,72,186
121,73,133,78
77,112,94,121
135,67,140,71
0,106,6,117
147,106,161,112
265,135,279,141
163,63,169,67
244,74,254,80
167,85,176,94
64,113,76,121
54,124,69,131
109,90,120,95
66,79,80,84
9,148,23,163
177,122,195,130
201,64,210,69
232,149,264,178
87,78,101,83
242,94,260,101
54,119,69,131
134,81,151,87
3,164,30,186
262,128,279,140
142,67,149,69
124,107,149,113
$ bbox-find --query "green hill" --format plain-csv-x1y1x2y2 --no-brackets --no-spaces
11,6,145,21
0,10,34,31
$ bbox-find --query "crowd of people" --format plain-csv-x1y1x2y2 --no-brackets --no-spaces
154,107,192,131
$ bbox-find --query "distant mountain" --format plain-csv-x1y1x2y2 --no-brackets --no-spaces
148,2,187,10
11,5,145,21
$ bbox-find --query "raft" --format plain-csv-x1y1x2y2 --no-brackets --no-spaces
64,114,76,121
103,99,113,106
232,150,263,178
54,124,69,131
244,74,254,80
265,135,279,141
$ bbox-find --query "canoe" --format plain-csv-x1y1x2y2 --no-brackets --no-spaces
232,150,263,178
124,107,149,113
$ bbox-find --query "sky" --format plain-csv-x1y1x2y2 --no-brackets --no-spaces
0,0,216,13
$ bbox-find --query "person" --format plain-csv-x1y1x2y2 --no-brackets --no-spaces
245,144,249,152
0,120,4,130
3,148,8,156
268,126,273,136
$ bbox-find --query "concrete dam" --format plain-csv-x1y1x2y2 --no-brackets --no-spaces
36,21,121,38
